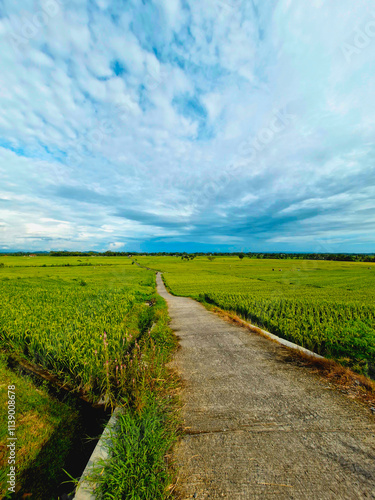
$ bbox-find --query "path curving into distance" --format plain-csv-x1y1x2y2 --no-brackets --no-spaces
156,273,375,500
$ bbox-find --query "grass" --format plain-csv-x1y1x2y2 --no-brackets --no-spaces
93,394,178,500
0,353,80,499
136,256,375,303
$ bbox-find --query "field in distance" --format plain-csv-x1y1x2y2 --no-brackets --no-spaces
137,256,375,377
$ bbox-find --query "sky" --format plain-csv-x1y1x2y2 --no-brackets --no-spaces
0,0,374,253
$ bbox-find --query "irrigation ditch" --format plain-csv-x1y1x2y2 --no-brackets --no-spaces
74,408,121,499
4,353,111,499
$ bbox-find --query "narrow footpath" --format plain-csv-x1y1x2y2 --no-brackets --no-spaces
156,273,375,499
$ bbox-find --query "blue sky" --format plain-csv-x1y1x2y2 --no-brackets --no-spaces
0,0,374,253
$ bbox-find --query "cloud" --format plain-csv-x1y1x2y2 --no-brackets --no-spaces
0,0,374,252
108,241,125,251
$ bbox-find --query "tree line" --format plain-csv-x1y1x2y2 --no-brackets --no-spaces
1,250,374,262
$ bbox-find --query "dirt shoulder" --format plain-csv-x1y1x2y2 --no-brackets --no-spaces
157,273,375,500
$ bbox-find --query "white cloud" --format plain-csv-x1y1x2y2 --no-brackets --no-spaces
108,241,125,250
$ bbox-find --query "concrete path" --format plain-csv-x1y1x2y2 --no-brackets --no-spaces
156,273,375,500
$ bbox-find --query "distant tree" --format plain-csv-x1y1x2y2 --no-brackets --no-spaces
207,255,215,261
181,253,196,261
238,253,245,260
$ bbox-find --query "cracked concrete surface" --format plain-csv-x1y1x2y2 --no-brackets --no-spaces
156,273,375,499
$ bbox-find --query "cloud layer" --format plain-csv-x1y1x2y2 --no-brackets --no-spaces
0,0,374,252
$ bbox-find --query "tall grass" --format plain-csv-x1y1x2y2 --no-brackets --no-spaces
90,296,180,499
95,396,177,500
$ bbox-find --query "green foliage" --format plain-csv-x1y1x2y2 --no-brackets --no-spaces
95,396,177,500
1,251,374,263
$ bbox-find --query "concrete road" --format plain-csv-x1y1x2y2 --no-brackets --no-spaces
156,273,375,499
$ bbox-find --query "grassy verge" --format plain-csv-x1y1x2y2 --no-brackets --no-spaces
94,393,178,499
0,353,80,498
86,294,181,499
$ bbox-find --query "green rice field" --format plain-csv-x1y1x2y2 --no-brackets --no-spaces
138,256,375,376
0,256,159,405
